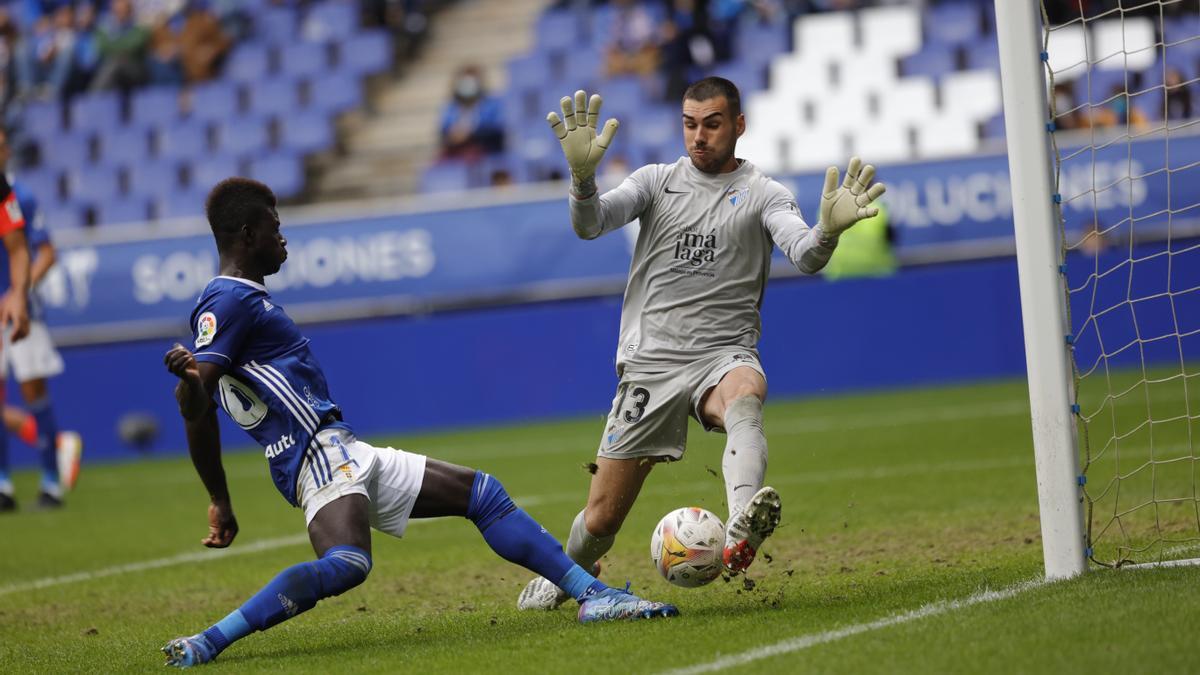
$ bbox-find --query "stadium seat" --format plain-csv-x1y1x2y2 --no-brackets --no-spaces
849,121,911,164
420,161,472,194
279,112,335,154
70,92,123,133
507,55,553,96
281,41,330,78
839,56,898,90
792,12,855,63
1075,69,1128,106
1092,17,1157,72
248,154,305,199
340,29,392,74
156,189,208,219
536,10,582,52
190,155,242,190
982,112,1006,140
596,77,647,121
710,61,766,93
41,203,85,229
900,44,957,79
67,166,120,204
924,3,982,46
734,17,790,69
784,128,844,171
21,100,63,140
629,105,678,150
39,133,93,170
95,197,150,225
215,117,272,156
256,8,297,44
156,123,210,160
99,126,152,166
770,54,834,101
964,40,1001,72
1045,24,1088,81
225,44,272,83
941,70,1002,122
303,1,359,42
735,127,784,174
859,5,922,59
127,160,182,197
14,168,61,202
248,78,301,116
131,87,183,127
308,71,364,114
187,81,242,122
812,88,871,134
884,77,937,124
915,115,977,158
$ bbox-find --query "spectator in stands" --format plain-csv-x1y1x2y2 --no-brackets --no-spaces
0,9,17,117
147,12,185,86
64,2,100,98
438,64,504,160
15,6,77,102
604,0,660,79
1052,82,1087,130
90,0,151,93
1092,84,1148,129
1164,68,1193,120
177,1,231,83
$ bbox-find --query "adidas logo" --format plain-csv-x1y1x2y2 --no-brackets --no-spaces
278,593,299,617
263,299,275,311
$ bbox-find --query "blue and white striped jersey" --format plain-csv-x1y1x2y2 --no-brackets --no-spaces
190,276,352,505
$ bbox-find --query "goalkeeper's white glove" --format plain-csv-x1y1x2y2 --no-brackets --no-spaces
546,90,619,196
818,156,887,241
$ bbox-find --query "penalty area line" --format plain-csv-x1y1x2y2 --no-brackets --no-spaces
663,578,1046,675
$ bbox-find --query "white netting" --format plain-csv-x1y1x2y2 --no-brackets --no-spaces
1042,0,1200,566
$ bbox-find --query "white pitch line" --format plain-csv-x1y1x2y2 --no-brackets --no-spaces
663,579,1047,675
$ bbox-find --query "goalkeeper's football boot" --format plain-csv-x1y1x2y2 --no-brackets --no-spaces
162,634,218,668
577,583,679,623
723,486,782,574
517,562,601,611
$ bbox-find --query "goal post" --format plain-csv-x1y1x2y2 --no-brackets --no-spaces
994,0,1089,580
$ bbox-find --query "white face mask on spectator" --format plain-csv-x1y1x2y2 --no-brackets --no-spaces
454,76,481,102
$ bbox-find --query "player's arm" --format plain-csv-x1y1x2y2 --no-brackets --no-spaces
1,227,30,342
164,344,239,548
29,240,56,287
547,90,647,239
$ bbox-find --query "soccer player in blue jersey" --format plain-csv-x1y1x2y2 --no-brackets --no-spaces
161,178,677,667
0,128,83,510
0,169,31,513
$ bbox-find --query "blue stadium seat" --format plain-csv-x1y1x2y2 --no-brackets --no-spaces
190,155,242,191
304,1,358,41
42,203,85,229
216,117,272,156
99,126,151,166
710,61,766,92
924,3,981,46
279,111,334,154
420,160,472,194
535,10,582,52
901,44,958,79
1076,70,1128,106
156,189,208,220
70,92,122,133
340,29,392,74
21,100,63,140
307,71,363,114
131,87,183,127
96,197,150,225
507,55,553,97
40,133,93,170
256,8,297,43
965,40,1000,71
127,160,182,197
14,169,61,202
67,166,120,204
225,44,272,83
982,112,1005,139
188,81,242,122
248,154,304,199
734,19,789,69
157,123,210,160
593,76,645,121
281,41,329,78
248,77,300,116
629,105,679,151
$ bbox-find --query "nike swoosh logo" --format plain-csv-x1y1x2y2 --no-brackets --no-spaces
664,187,689,194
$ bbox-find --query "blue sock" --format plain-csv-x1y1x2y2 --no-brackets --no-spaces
0,416,11,494
467,472,607,601
199,546,371,656
29,397,59,492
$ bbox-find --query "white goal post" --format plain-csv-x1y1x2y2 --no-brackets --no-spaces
994,0,1089,580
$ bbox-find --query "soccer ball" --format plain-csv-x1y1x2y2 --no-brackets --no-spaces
650,507,725,588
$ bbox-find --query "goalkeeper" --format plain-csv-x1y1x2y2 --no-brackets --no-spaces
520,77,886,610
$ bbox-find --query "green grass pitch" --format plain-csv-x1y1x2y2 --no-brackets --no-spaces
2,376,1198,673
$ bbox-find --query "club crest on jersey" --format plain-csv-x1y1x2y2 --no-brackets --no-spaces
195,312,217,348
725,186,749,206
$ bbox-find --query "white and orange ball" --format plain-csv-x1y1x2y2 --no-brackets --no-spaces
649,507,725,588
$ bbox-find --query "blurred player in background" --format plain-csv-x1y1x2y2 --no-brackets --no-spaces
520,77,886,610
160,178,677,668
0,166,30,513
0,128,83,512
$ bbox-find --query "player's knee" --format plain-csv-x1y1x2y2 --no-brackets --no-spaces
583,505,625,539
726,395,764,430
319,545,372,596
467,472,517,531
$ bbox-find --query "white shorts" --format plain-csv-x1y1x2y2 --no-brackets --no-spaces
296,428,428,539
1,321,64,382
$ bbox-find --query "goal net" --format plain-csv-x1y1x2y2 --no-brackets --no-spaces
1041,0,1200,567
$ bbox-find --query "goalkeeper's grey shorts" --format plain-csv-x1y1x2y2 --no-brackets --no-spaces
596,348,766,461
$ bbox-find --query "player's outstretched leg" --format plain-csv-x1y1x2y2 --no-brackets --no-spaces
519,509,610,610
163,497,372,667
719,395,779,573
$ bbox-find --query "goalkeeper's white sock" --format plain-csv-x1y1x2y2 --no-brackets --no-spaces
566,509,615,569
722,396,768,520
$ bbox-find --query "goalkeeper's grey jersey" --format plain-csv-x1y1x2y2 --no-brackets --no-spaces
570,156,837,372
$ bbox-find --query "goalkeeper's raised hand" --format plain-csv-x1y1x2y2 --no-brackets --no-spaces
547,90,619,197
818,157,887,240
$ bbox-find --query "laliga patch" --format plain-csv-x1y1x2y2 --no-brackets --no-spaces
195,311,218,348
725,186,750,206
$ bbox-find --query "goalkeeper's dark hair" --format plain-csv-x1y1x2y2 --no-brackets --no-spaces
683,77,742,118
205,177,277,247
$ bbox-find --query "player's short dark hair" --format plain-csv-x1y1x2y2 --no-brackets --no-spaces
683,77,742,118
205,177,277,246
